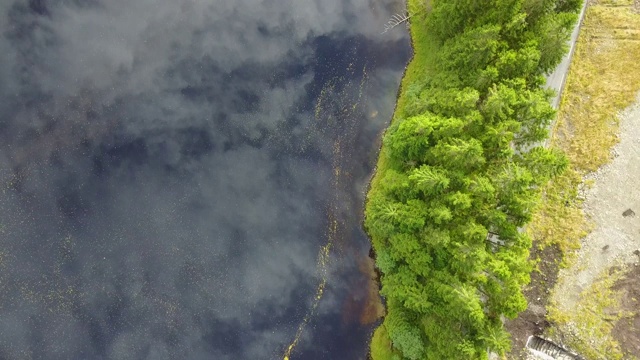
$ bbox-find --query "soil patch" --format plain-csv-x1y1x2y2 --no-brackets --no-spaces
505,244,561,359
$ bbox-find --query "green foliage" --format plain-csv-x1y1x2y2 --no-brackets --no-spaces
370,325,402,360
480,323,513,354
409,165,450,196
366,0,580,358
438,24,503,85
385,304,426,360
535,12,579,72
405,86,480,118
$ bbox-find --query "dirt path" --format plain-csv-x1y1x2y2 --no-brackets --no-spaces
541,95,640,360
551,95,640,315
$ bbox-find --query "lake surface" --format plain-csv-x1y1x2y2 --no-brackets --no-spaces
0,1,410,359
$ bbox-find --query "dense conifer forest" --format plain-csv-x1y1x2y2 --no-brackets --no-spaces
366,0,582,358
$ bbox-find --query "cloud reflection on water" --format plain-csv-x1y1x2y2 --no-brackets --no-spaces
0,0,410,358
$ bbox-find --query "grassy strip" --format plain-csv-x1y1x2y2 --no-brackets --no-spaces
528,0,640,254
370,323,399,360
526,0,640,358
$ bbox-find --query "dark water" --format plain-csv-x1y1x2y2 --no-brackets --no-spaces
0,1,410,359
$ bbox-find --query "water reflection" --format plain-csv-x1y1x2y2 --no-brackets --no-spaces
0,0,410,359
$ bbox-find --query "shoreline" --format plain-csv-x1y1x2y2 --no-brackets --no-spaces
362,2,421,357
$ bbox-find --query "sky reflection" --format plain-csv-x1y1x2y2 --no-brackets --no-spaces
0,0,410,359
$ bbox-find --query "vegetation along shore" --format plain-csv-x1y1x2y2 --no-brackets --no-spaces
364,0,583,358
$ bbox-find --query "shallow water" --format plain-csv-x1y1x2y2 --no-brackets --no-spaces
0,1,410,359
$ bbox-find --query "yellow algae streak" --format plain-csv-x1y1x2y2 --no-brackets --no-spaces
281,242,331,360
281,66,368,359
